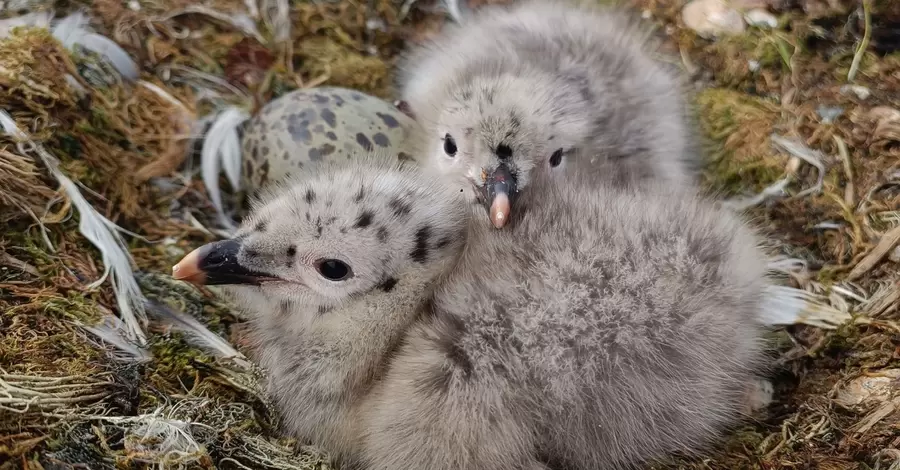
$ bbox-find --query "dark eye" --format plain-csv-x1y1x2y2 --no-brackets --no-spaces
315,259,353,281
496,143,512,160
549,148,564,167
443,133,457,157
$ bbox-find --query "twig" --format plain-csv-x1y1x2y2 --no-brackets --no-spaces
833,135,854,208
847,224,900,281
847,0,872,82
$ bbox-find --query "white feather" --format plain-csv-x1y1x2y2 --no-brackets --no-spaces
245,0,261,19
51,11,139,81
0,11,53,39
138,80,192,115
98,407,213,465
0,109,148,345
161,5,264,43
441,0,471,23
770,134,826,198
199,106,249,230
81,314,152,362
759,285,852,329
145,300,253,370
261,0,291,43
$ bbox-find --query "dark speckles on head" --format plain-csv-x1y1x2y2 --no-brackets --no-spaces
354,186,366,203
255,220,267,232
378,277,398,292
312,94,329,104
287,244,297,257
397,152,413,162
373,132,390,148
321,108,337,128
317,305,334,315
305,189,316,204
377,226,389,243
375,112,401,129
351,92,365,101
508,111,522,129
278,300,293,318
356,132,373,151
326,131,338,141
436,236,452,249
389,197,412,218
354,210,374,228
410,225,431,263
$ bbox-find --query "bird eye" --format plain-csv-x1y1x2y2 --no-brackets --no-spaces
549,148,564,167
496,143,512,160
315,258,353,281
443,133,457,157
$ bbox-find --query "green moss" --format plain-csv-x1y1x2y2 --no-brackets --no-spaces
693,88,785,196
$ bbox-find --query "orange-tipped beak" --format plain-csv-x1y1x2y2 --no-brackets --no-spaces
172,245,209,285
489,192,511,229
172,239,278,286
483,163,517,229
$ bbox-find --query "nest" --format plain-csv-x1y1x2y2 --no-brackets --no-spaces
0,0,898,468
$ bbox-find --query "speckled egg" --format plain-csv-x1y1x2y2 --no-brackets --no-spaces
241,87,419,190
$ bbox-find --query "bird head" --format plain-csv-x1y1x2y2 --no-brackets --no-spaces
413,71,592,229
172,155,468,316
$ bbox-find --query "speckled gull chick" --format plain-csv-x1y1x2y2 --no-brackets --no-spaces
397,0,699,228
171,150,778,470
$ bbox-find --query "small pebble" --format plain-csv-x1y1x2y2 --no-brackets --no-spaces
744,8,777,28
834,369,900,408
748,59,760,72
889,245,900,263
816,105,843,124
682,0,746,38
840,84,871,100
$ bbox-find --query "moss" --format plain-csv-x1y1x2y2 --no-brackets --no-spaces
694,88,785,196
295,37,389,97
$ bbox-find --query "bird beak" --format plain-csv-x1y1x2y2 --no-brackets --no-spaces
172,238,279,286
482,163,518,229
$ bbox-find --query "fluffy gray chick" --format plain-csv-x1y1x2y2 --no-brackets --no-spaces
173,157,770,470
357,171,771,470
173,152,468,466
397,0,698,228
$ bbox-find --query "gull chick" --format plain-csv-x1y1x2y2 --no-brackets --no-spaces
173,157,770,470
173,153,468,466
358,170,771,469
397,0,698,228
